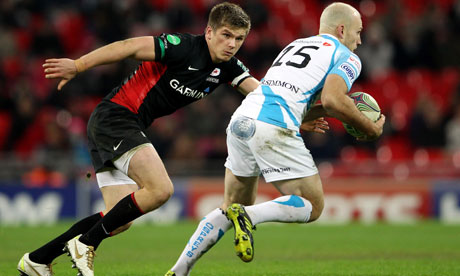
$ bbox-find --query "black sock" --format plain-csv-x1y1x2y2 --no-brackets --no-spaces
79,193,144,249
29,213,103,264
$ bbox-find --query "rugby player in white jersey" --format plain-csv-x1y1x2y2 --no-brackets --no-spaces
165,2,385,275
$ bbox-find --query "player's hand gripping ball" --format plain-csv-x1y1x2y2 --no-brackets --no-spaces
342,92,381,138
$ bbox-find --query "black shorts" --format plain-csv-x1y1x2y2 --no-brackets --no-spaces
87,100,151,172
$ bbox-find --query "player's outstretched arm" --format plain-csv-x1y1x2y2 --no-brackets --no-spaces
321,74,384,140
43,36,156,90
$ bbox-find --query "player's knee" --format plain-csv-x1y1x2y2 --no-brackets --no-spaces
143,184,174,211
157,186,174,204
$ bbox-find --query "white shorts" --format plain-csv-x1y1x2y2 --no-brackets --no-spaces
224,116,318,183
95,143,153,188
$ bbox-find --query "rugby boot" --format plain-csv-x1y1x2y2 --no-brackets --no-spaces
65,235,95,276
226,203,255,262
17,253,53,276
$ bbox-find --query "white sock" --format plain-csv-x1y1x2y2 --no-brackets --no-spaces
246,195,312,225
170,208,231,276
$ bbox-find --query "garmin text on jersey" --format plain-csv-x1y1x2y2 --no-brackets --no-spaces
170,79,208,99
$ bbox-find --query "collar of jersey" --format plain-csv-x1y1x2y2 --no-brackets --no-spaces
318,33,339,42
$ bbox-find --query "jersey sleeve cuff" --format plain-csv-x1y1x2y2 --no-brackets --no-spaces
231,71,251,87
154,36,166,61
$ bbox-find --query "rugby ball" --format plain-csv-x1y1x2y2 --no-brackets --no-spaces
342,92,381,138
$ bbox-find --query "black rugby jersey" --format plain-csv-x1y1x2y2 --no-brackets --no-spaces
105,33,251,129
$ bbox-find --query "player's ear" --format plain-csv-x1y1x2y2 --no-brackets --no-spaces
336,24,345,39
205,26,213,40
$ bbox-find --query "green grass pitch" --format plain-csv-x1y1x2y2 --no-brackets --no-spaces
1,221,459,275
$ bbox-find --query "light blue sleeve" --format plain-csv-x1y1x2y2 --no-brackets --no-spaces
329,48,362,91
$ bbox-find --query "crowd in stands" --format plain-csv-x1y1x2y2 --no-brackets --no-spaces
0,0,459,186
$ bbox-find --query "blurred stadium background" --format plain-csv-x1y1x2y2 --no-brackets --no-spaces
0,0,460,226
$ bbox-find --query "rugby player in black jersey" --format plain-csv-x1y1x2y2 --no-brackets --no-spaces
17,3,258,276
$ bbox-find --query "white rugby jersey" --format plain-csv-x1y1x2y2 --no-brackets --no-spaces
233,34,362,132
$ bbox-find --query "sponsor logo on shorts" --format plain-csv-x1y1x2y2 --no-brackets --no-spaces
261,167,291,175
339,64,356,82
113,139,123,151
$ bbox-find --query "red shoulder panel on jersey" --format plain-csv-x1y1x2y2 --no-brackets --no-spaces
110,61,167,114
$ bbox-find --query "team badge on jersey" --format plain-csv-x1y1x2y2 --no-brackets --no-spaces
347,56,361,71
210,68,221,76
167,34,181,45
206,68,221,83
